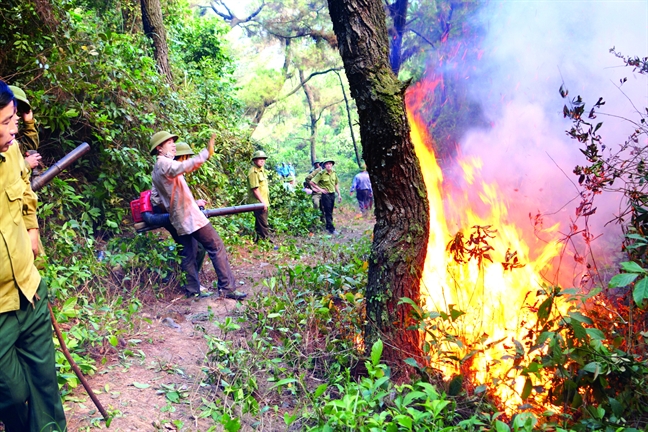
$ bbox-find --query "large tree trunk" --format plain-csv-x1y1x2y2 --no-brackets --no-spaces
140,0,173,84
327,0,429,373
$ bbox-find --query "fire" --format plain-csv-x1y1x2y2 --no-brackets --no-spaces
409,110,568,412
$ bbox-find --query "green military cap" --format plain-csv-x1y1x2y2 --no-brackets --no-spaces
321,158,335,166
149,131,178,155
174,141,194,157
8,85,31,112
251,150,268,160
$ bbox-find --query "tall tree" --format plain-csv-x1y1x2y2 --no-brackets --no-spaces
141,0,173,83
297,68,344,163
300,68,319,163
327,0,430,371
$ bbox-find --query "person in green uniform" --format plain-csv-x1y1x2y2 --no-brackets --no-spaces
8,85,41,173
0,81,67,432
304,161,322,212
9,85,45,256
310,159,341,234
248,150,270,241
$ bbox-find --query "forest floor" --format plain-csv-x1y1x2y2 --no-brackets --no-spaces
64,205,375,432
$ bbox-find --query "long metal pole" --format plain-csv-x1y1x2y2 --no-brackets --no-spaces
31,142,90,192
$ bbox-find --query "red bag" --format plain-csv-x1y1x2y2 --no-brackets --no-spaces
140,190,153,213
130,190,153,223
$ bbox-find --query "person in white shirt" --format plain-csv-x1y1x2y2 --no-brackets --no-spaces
149,131,246,300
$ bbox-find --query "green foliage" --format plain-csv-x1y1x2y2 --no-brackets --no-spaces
436,286,648,430
2,0,251,234
401,276,648,431
307,340,461,431
217,167,321,240
199,238,369,425
516,287,648,430
170,14,229,68
608,259,648,307
267,175,321,235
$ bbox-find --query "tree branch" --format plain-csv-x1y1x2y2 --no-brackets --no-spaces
315,99,344,123
206,0,266,28
277,67,343,102
409,27,440,49
264,27,337,48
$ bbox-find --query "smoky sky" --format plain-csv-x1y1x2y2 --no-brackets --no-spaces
452,1,648,248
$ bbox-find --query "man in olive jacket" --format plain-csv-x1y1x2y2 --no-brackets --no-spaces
0,81,66,431
248,150,270,241
310,159,342,234
9,85,41,173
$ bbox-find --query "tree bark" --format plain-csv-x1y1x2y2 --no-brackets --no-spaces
327,0,429,373
140,0,173,84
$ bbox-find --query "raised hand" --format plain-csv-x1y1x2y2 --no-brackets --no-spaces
207,133,216,158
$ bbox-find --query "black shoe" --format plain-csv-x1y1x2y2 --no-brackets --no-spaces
186,291,211,299
219,290,248,300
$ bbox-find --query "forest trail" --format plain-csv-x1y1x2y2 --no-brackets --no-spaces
65,205,374,431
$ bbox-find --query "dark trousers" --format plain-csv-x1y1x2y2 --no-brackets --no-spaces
254,208,270,241
153,206,206,283
320,193,336,233
0,280,67,432
165,223,206,274
177,224,234,294
356,189,373,212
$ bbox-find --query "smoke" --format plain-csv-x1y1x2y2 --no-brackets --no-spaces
451,0,648,279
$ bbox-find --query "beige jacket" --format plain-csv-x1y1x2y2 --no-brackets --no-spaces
151,149,209,236
0,142,41,313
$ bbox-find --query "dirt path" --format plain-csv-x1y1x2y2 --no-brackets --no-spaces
65,206,374,431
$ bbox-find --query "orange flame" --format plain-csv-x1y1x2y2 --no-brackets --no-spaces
409,109,568,412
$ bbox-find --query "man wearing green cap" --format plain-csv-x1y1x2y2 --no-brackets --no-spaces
0,81,67,431
248,150,270,241
8,85,41,173
149,131,246,300
310,159,341,234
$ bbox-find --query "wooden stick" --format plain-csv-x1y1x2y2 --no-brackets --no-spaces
48,303,110,424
